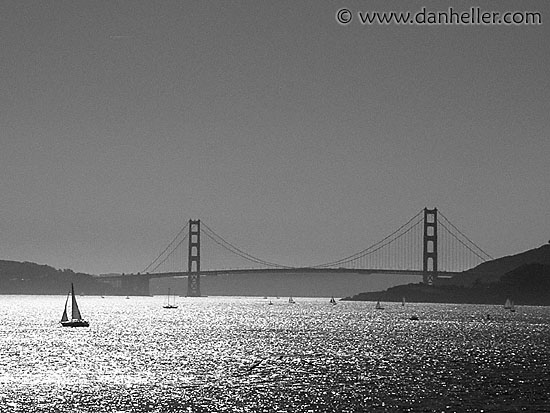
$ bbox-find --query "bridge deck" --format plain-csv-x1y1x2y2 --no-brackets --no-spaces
107,268,466,279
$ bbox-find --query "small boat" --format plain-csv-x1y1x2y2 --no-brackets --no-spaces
375,301,384,310
268,300,273,305
510,301,516,312
409,315,419,321
504,298,512,309
163,288,178,309
330,296,337,305
288,297,295,304
60,283,89,327
401,297,406,307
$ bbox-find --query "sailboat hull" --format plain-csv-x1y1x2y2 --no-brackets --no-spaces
61,320,89,327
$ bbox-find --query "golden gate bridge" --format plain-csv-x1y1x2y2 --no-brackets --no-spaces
107,208,493,296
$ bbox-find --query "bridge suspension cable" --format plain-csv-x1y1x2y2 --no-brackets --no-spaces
437,211,493,261
312,209,425,269
201,222,292,269
141,225,189,273
140,208,493,275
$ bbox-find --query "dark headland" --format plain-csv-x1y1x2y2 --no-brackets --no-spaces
343,244,550,306
0,260,116,295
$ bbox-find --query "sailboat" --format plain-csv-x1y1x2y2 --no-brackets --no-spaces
401,297,406,307
504,298,512,310
60,283,89,327
163,288,178,309
288,297,295,304
330,296,337,305
375,300,384,310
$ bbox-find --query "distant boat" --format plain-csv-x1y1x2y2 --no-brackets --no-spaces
402,297,406,307
375,301,384,310
510,301,516,312
289,297,295,304
504,298,512,310
60,283,89,327
409,315,419,321
330,296,336,305
163,288,178,309
268,300,273,305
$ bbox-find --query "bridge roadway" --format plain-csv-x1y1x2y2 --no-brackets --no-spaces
128,268,464,279
99,268,487,295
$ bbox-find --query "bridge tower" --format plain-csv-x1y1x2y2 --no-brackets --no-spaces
423,208,438,285
187,219,201,297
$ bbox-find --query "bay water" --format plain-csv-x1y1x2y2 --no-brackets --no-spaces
1,295,549,412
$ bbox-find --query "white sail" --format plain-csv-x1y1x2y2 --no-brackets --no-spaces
71,283,82,320
61,293,69,322
504,298,512,309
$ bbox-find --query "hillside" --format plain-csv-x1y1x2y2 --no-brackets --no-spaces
344,244,550,306
343,263,550,305
443,243,550,286
0,260,113,295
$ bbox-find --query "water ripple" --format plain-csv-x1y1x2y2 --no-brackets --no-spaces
0,296,549,412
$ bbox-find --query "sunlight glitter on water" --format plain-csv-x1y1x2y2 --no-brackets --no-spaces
0,295,549,412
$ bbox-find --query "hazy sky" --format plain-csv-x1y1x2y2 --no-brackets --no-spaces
1,1,549,275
